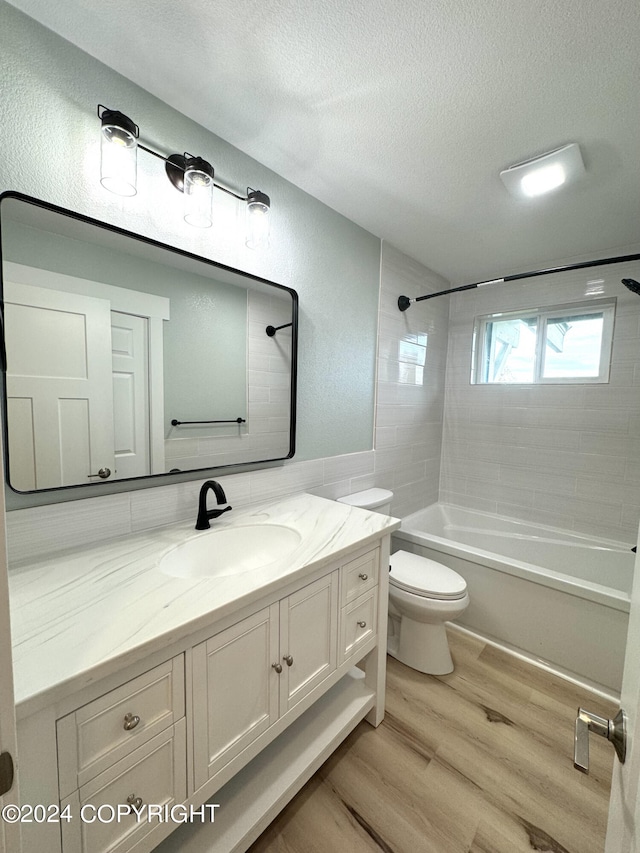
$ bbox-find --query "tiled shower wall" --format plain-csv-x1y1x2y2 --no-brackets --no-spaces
440,257,640,543
374,243,450,518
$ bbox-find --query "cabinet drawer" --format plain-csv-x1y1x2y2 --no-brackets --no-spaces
61,721,186,853
340,589,378,663
57,656,185,798
341,548,379,605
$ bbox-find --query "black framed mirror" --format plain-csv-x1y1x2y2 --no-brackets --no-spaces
0,192,297,494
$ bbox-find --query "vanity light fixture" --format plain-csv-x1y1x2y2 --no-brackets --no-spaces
99,107,139,197
183,156,215,228
97,105,271,244
499,143,586,199
246,189,271,250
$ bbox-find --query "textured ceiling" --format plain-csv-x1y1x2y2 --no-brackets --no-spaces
5,0,640,284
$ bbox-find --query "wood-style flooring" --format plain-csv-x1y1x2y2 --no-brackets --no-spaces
249,628,617,853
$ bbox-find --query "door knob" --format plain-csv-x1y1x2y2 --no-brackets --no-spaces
283,655,294,666
87,467,111,479
574,707,626,774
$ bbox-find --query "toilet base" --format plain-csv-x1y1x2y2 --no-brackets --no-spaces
388,618,454,675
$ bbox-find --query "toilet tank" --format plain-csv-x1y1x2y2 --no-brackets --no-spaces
337,488,394,515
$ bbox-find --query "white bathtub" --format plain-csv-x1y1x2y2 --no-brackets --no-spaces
393,503,635,694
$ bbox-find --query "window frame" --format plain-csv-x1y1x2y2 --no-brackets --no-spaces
472,298,616,385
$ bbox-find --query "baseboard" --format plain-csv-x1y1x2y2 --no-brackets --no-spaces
447,622,620,704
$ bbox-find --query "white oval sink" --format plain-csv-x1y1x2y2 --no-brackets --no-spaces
158,524,302,579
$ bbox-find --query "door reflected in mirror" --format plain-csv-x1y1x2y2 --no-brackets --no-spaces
0,193,297,493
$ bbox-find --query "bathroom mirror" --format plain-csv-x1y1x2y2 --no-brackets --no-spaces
0,192,297,493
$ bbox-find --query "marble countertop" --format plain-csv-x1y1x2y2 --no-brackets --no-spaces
9,492,400,718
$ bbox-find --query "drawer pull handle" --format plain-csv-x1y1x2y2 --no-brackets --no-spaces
126,794,143,810
283,654,294,666
359,573,369,581
272,662,283,674
123,713,141,731
357,620,367,629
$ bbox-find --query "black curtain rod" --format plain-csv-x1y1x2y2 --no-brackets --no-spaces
397,253,640,311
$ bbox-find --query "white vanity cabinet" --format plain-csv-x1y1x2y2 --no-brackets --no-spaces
11,494,397,853
191,571,339,791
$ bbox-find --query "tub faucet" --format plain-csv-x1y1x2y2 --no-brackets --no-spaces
195,480,232,530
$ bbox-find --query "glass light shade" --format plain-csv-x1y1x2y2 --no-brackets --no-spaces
246,190,270,250
100,113,138,197
184,158,214,228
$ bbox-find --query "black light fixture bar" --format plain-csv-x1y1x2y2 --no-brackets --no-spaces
137,143,248,201
398,253,640,311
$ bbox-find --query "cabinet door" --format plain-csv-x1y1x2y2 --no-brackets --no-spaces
192,605,279,791
279,572,339,715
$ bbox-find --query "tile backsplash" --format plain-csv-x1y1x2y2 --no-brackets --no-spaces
6,451,374,564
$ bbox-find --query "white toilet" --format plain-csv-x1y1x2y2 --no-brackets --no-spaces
338,488,470,675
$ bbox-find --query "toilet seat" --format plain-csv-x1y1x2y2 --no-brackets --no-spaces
390,550,467,601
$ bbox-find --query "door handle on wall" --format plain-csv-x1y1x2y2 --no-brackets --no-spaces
574,707,626,774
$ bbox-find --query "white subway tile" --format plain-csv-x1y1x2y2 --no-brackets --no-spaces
323,451,375,484
8,494,132,564
374,426,398,449
533,492,622,527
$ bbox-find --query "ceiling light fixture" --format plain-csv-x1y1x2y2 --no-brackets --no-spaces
499,143,586,199
97,106,271,246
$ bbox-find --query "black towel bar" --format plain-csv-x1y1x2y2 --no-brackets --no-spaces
171,417,246,426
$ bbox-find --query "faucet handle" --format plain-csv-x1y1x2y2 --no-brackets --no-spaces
209,505,232,519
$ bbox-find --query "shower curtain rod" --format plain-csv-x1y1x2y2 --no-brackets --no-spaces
397,252,640,312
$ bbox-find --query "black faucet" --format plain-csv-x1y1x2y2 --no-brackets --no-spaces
195,480,232,530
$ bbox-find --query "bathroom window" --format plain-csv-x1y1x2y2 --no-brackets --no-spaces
472,300,615,384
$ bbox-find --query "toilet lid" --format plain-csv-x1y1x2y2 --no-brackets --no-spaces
389,550,468,600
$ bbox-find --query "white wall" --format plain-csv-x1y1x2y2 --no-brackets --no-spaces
440,256,640,543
